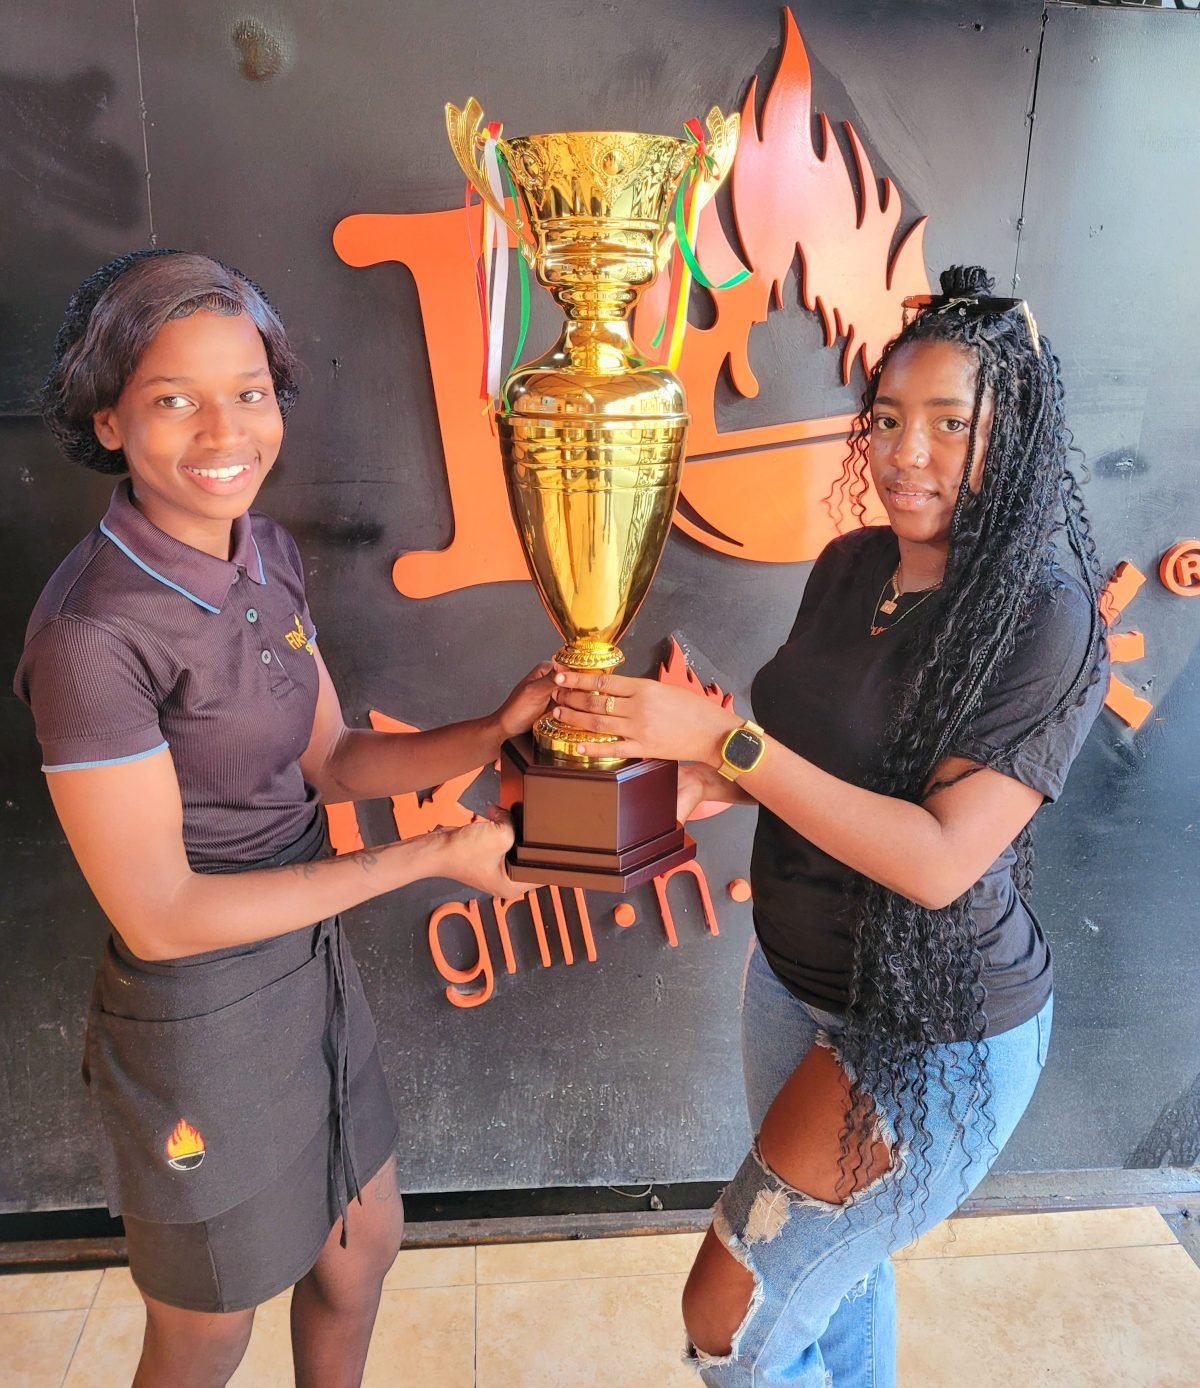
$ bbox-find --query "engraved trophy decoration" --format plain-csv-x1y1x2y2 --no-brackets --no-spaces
446,96,740,890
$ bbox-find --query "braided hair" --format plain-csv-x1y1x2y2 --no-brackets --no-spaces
833,265,1105,1203
41,248,301,474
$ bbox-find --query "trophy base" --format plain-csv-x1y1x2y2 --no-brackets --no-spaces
499,734,697,893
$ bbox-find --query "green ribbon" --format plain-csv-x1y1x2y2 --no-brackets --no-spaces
650,159,750,352
497,151,531,412
669,175,751,292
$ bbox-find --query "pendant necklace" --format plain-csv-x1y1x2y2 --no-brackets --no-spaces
869,563,942,637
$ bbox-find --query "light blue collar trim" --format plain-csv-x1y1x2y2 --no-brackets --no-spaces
99,520,222,614
251,535,267,585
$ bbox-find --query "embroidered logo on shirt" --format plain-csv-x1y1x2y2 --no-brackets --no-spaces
165,1118,206,1171
284,613,316,655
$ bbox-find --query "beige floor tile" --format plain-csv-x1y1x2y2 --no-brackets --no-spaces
90,1267,143,1309
65,1298,296,1388
477,1272,693,1388
897,1242,1200,1388
383,1243,475,1290
62,1306,144,1388
228,1298,295,1388
477,1231,704,1285
0,1309,86,1388
0,1269,101,1313
896,1205,1178,1262
363,1285,475,1388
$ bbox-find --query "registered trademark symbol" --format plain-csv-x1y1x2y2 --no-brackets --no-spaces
1159,541,1200,597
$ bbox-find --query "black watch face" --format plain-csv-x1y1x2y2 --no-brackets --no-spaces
725,728,763,772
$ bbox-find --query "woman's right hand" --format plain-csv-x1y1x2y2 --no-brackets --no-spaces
677,762,714,823
676,759,756,821
432,808,535,898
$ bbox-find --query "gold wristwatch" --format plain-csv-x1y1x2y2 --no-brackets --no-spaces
718,720,767,780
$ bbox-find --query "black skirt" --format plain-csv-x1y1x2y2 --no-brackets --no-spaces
82,812,400,1312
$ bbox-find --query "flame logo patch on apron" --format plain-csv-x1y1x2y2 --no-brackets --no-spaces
165,1118,206,1171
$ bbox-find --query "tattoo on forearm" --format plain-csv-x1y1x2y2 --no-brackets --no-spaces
356,849,379,873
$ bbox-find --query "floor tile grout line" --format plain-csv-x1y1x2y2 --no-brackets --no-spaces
470,1239,1186,1287
61,1267,110,1387
475,1270,696,1289
902,1240,1187,1264
0,1305,96,1316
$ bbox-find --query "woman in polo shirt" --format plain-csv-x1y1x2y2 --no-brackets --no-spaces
551,268,1108,1386
16,249,551,1388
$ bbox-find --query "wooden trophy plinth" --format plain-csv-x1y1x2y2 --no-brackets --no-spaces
499,734,696,892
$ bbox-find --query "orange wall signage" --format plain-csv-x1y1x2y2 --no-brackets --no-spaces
1160,541,1200,597
1100,561,1152,730
428,859,722,1009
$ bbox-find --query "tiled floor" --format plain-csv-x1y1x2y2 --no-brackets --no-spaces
3,1207,1199,1386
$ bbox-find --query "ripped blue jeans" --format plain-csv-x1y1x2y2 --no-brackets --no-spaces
689,943,1052,1387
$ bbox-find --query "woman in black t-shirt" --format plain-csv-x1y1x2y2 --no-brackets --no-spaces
552,266,1107,1387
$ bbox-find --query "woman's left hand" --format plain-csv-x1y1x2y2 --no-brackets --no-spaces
492,662,558,742
551,669,739,763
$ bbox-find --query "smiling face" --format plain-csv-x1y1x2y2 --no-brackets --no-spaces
868,339,994,555
91,310,284,550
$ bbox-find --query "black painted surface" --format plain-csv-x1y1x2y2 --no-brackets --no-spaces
1,0,1197,1210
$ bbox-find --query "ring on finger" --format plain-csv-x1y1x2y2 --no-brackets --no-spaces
604,694,616,715
590,689,603,701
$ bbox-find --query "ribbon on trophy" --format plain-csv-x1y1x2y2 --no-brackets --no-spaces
466,121,531,414
652,117,750,369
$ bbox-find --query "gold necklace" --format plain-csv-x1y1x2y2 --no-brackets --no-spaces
869,564,942,637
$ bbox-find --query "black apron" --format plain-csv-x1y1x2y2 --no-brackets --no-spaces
82,812,376,1231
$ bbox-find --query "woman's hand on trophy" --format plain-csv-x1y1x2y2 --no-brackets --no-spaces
551,669,740,763
432,807,536,898
491,661,557,743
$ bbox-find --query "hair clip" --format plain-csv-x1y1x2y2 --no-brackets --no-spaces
901,293,1040,354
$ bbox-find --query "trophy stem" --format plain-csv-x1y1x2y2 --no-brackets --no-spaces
554,640,624,672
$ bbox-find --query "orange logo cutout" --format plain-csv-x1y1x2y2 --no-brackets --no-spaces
1100,562,1153,730
1160,541,1200,597
332,9,925,599
165,1118,206,1171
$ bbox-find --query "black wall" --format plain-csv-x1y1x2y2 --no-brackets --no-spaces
2,0,1197,1211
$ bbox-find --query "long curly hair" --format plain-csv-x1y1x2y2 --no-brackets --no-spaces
832,266,1105,1206
40,248,301,474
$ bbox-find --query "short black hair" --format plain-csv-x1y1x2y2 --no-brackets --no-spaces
41,249,301,474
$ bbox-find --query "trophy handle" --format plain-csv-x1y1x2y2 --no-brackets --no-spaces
446,98,528,250
701,105,740,193
655,105,741,275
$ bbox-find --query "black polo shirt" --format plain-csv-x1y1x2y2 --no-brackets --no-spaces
15,481,321,870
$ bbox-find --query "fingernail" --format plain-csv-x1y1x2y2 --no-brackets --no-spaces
554,673,564,684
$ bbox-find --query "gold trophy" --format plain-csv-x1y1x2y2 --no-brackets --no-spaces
446,97,739,890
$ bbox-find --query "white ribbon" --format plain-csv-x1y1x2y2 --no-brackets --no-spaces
481,135,509,402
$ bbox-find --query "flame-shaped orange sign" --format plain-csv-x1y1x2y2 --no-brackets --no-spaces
165,1118,206,1171
637,9,926,563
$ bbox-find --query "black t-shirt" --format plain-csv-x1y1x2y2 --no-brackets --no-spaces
749,525,1106,1038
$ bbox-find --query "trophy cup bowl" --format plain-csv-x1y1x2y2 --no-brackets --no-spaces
446,99,739,890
